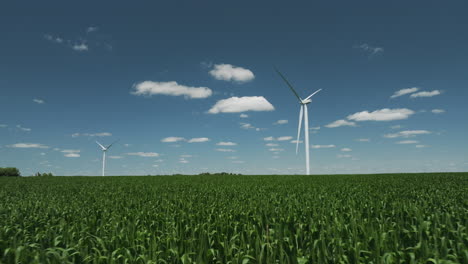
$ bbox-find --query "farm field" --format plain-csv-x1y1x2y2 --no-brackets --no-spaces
0,173,467,263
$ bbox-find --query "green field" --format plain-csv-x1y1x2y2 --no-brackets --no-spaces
1,173,467,263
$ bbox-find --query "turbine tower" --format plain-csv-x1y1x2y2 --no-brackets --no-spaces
96,140,118,176
276,69,322,175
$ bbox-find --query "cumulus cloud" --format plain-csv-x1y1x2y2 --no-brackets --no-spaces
416,145,428,148
44,34,64,44
240,123,255,130
325,119,356,128
216,142,237,146
240,114,249,118
391,125,402,129
209,64,255,82
264,136,275,141
337,154,352,158
8,143,49,149
208,96,274,114
290,140,303,144
396,140,419,144
384,130,431,138
265,143,279,147
274,120,288,125
431,109,445,114
126,152,159,157
72,132,112,138
354,43,384,56
64,153,80,158
311,145,335,149
132,81,212,99
310,126,321,130
390,87,419,98
33,98,45,104
410,90,441,98
187,137,210,143
341,148,352,152
347,108,415,122
161,137,185,143
277,136,293,141
180,155,192,158
109,156,123,159
215,148,236,152
72,43,88,51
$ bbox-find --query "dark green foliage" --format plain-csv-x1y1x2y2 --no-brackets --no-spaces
34,172,54,177
0,167,20,177
0,173,467,263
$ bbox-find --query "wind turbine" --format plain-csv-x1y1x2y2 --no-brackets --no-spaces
96,140,118,176
276,68,322,175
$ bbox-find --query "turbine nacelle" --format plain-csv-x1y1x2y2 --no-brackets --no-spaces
300,98,312,104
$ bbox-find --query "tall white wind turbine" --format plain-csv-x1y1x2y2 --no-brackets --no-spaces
96,140,118,176
276,69,322,175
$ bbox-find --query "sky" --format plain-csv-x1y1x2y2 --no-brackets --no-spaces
1,0,467,176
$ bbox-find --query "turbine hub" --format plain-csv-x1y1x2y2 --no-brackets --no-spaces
301,99,312,104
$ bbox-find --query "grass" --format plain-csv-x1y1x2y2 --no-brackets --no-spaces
0,173,467,263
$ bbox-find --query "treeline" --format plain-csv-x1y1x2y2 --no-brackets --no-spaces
0,167,21,177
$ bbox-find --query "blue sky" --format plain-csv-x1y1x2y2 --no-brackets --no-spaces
1,0,467,175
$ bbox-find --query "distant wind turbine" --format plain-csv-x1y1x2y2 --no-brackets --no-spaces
276,68,322,175
96,140,118,176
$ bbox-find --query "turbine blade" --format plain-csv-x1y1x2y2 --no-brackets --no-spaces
296,105,303,154
106,139,119,150
275,68,302,101
305,89,322,101
96,141,106,150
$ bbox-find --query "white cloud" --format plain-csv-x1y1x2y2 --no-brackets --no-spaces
33,98,45,104
311,145,335,149
410,90,441,98
161,137,185,143
341,148,352,152
269,148,284,152
274,120,288,125
209,64,255,82
264,136,275,141
180,155,192,158
310,126,321,130
337,154,352,158
227,156,238,159
356,138,370,142
265,143,279,147
152,164,159,167
208,96,274,114
240,114,249,118
16,125,31,132
216,142,237,146
179,158,189,164
390,87,419,98
64,153,80,158
109,156,123,159
72,132,112,137
391,125,402,129
347,108,415,122
7,143,49,149
132,81,212,99
44,34,64,44
61,149,80,153
325,119,356,128
215,148,236,152
187,137,210,143
86,26,99,33
240,123,255,130
126,152,159,157
72,43,88,51
431,109,445,114
396,140,419,144
354,43,384,56
277,136,293,141
61,149,80,158
415,145,428,148
384,130,431,138
290,140,303,144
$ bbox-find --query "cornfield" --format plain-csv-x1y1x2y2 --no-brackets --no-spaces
0,173,467,263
